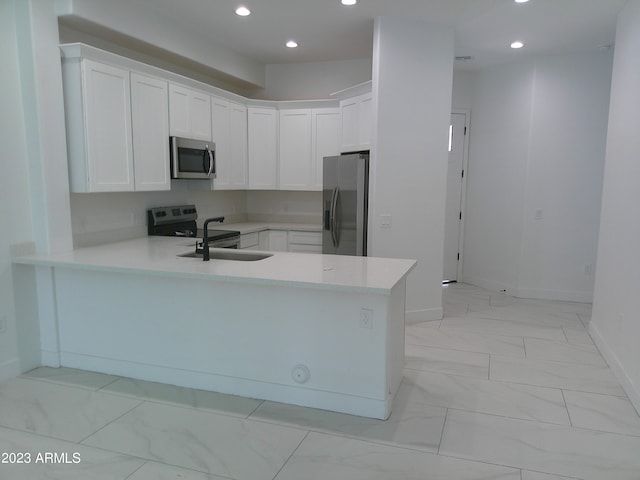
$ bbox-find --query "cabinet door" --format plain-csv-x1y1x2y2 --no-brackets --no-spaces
229,102,248,188
83,59,134,192
211,97,231,187
340,93,372,153
312,108,341,190
268,231,288,252
169,84,211,141
190,90,212,141
340,97,359,153
131,72,170,191
279,109,312,190
248,107,278,189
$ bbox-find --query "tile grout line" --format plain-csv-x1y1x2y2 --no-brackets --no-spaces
123,459,148,480
560,389,574,428
436,408,449,456
76,399,144,445
270,430,311,480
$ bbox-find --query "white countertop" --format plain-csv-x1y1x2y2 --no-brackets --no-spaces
14,237,416,294
223,222,322,234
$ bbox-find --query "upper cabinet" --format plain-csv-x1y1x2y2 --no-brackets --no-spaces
169,84,212,141
62,52,172,193
248,107,278,190
340,92,372,153
279,109,312,190
212,97,247,190
60,44,367,194
278,107,341,191
311,108,342,190
131,73,171,191
63,58,135,192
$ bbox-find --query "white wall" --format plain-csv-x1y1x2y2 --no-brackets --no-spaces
590,0,640,414
452,69,474,111
0,0,36,381
251,59,372,101
371,16,454,322
2,0,77,380
462,52,612,302
70,188,248,247
463,61,534,293
246,191,322,224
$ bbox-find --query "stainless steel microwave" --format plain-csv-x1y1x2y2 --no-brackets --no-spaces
170,136,216,180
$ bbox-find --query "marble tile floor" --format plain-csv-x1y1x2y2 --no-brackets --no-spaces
1,283,639,479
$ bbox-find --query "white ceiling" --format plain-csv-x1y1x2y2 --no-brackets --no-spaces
127,0,626,69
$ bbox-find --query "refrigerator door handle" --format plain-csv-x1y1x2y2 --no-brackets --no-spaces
330,187,339,247
333,187,341,247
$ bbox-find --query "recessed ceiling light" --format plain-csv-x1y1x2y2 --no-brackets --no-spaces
286,40,298,48
341,0,358,5
511,41,524,49
235,6,251,16
514,0,529,3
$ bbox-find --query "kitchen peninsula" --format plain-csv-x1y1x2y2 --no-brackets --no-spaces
14,237,415,419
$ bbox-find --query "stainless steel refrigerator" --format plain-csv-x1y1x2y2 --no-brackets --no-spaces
323,152,369,256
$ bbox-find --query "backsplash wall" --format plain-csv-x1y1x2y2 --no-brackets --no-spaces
70,183,247,247
246,191,322,224
70,187,322,247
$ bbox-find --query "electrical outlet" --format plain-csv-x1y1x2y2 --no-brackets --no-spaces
584,264,592,275
360,308,373,329
380,214,392,228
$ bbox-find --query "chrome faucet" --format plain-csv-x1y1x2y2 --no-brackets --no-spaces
199,216,225,261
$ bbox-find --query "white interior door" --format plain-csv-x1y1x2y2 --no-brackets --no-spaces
443,113,467,282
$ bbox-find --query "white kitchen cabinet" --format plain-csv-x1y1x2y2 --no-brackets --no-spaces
258,230,270,250
130,72,170,191
239,232,259,249
311,108,342,190
229,102,248,188
211,98,247,189
268,230,288,251
169,83,212,141
279,107,341,191
248,107,278,189
279,109,312,190
288,230,322,253
340,92,372,153
63,58,135,192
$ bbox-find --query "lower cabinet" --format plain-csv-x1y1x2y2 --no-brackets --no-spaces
288,231,322,253
239,232,259,249
268,231,289,252
240,229,322,253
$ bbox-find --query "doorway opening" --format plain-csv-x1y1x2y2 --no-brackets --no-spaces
443,111,469,283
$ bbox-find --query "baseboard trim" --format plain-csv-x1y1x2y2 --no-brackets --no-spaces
461,276,593,303
406,307,443,325
589,322,640,415
0,358,21,383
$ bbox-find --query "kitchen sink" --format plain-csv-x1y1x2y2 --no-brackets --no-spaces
178,250,273,261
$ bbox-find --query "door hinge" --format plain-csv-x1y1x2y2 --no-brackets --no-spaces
459,211,462,221
457,253,460,261
461,169,464,179
464,126,467,135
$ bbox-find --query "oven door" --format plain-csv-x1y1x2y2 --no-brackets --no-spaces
171,137,216,179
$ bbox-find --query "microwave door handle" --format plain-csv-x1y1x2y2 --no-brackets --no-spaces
207,146,215,177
